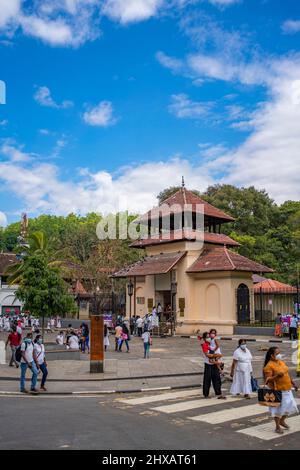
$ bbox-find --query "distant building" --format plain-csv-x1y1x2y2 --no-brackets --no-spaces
112,185,273,335
253,277,298,320
0,253,22,316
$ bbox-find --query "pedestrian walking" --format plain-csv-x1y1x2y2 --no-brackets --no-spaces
115,323,123,351
289,314,298,340
130,315,136,336
80,323,89,353
5,326,21,368
19,333,39,394
275,313,283,337
136,316,143,337
34,335,48,391
104,324,110,351
118,323,130,353
142,329,151,359
201,332,226,399
230,339,253,398
263,346,299,434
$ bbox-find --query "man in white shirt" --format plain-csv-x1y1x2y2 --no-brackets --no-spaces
68,332,79,350
136,316,143,337
20,333,39,393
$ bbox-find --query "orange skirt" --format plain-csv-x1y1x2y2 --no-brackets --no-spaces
275,324,282,337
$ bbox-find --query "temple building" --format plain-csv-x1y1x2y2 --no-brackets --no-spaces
112,184,274,335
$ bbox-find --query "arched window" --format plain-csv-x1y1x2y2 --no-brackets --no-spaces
205,284,221,319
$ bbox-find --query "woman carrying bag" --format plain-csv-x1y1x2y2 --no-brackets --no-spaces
263,346,298,434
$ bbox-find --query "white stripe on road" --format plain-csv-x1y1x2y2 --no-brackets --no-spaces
189,403,268,424
237,413,300,440
152,396,242,414
117,389,202,405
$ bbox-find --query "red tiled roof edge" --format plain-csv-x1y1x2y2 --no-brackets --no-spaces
187,246,274,274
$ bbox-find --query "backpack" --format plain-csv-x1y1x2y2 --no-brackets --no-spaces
15,341,28,363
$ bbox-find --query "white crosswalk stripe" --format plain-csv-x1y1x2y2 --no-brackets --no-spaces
189,403,269,424
237,415,300,440
151,396,242,414
189,400,300,425
116,389,300,442
117,388,202,405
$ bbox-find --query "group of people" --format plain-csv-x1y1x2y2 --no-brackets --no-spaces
6,329,48,393
275,313,299,339
0,314,40,333
112,317,152,358
56,323,90,352
200,330,299,434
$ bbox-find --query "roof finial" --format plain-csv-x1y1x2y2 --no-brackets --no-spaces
181,176,185,188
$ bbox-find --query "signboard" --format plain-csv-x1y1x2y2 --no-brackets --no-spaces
179,298,185,318
147,298,154,310
103,313,113,327
90,315,104,373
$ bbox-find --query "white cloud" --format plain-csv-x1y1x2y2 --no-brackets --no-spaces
83,101,117,127
102,0,164,24
0,211,7,227
0,119,8,127
0,0,20,28
34,86,73,109
282,20,300,34
0,156,213,216
0,0,100,47
0,140,32,163
208,0,240,6
168,94,213,119
156,51,183,72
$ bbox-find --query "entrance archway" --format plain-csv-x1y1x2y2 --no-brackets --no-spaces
237,284,250,324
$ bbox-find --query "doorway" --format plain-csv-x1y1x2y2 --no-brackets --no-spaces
237,284,250,324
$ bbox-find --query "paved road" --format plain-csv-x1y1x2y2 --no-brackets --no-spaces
0,387,299,450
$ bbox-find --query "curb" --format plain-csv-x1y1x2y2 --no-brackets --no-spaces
178,335,292,344
0,383,202,397
0,371,203,383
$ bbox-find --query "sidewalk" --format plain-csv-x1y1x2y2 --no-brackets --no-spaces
0,334,296,395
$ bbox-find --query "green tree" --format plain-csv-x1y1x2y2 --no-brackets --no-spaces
16,254,76,334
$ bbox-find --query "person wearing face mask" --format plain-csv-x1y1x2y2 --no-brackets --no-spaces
19,332,39,394
201,332,226,399
34,335,48,391
230,339,253,399
264,347,299,434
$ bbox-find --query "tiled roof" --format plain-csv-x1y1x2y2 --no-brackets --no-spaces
112,251,186,278
253,279,297,294
135,188,235,224
187,246,274,274
0,253,19,275
130,230,240,248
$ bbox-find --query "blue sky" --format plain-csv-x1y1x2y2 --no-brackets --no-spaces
0,0,300,225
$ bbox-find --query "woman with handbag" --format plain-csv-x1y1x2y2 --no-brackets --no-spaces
230,339,253,399
263,347,299,434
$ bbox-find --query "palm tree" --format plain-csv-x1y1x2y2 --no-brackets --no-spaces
5,231,60,285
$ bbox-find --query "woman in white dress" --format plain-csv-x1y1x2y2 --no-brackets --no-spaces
230,339,253,399
264,347,299,434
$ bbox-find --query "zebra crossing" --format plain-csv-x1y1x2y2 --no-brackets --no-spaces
117,389,300,441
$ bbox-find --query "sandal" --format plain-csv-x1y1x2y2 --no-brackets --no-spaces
280,423,290,429
275,428,284,434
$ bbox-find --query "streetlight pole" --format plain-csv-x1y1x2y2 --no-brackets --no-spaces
127,280,134,322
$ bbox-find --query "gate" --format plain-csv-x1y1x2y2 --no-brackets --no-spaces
237,284,250,324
